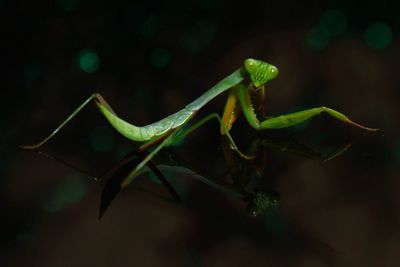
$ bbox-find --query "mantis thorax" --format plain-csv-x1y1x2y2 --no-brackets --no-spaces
244,58,279,88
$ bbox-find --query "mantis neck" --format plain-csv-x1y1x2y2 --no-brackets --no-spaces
185,68,246,112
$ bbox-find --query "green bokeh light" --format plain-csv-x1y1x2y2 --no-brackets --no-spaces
89,126,114,152
78,49,100,73
364,22,393,50
43,175,86,213
307,9,347,51
307,26,330,50
320,9,347,36
150,48,172,68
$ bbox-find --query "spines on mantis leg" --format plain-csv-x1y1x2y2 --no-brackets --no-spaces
96,103,194,142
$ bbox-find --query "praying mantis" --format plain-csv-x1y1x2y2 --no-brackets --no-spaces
20,58,378,189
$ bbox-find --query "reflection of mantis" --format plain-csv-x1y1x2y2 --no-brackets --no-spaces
99,135,352,218
33,134,352,218
21,59,378,189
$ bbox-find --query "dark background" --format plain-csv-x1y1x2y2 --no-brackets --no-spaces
1,0,400,266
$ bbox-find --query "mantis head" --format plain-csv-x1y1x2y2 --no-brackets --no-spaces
247,191,280,217
244,58,279,88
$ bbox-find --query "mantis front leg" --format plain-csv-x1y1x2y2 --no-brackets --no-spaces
220,90,242,135
236,84,379,132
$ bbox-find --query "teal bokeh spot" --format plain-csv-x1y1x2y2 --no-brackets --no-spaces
320,9,347,36
364,22,393,50
59,0,80,11
307,26,330,50
150,48,172,68
78,49,100,73
43,175,86,213
89,126,114,152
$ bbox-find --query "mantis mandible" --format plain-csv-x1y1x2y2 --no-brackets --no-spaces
20,58,378,189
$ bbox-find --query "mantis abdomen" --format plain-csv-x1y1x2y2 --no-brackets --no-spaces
97,104,194,142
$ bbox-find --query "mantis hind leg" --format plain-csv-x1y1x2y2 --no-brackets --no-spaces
259,107,379,131
254,85,268,118
20,93,116,150
120,129,180,188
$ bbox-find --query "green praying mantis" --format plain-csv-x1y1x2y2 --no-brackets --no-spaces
20,58,378,189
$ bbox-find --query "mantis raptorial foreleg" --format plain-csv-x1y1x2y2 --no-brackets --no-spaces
236,84,379,132
254,86,268,118
120,129,179,188
220,90,242,135
20,93,115,150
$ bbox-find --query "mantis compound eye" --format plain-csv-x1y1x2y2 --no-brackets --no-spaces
244,58,257,73
268,65,279,80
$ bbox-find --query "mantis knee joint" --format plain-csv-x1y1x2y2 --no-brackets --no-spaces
92,93,101,99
